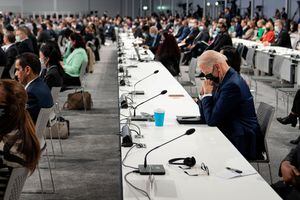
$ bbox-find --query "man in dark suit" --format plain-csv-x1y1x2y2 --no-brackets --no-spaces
1,33,18,79
176,20,191,43
15,27,34,55
0,47,7,78
179,19,200,48
271,19,292,48
147,26,161,54
37,23,51,44
182,21,210,64
272,144,300,200
206,22,232,52
14,53,53,123
197,50,264,160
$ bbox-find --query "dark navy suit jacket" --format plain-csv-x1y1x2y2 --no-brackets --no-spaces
199,68,264,160
177,26,191,43
26,77,54,123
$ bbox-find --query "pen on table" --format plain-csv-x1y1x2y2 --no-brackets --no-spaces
182,117,197,119
226,167,243,174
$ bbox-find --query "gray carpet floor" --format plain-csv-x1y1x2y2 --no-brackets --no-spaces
21,43,298,199
21,44,121,200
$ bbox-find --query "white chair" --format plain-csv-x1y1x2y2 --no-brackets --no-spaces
35,107,55,194
50,86,63,155
180,58,198,96
3,167,29,200
0,66,4,78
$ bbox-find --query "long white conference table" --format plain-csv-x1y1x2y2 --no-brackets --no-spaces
118,32,281,200
233,38,300,85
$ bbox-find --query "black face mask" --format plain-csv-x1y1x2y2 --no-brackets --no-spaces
205,67,219,83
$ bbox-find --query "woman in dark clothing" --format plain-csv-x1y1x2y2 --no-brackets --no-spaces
39,41,64,90
155,32,181,76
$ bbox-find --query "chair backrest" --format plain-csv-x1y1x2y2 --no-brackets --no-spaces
257,102,275,138
256,102,275,161
79,60,88,85
0,66,4,78
51,87,61,103
188,58,197,84
9,63,15,79
35,107,52,149
3,167,29,200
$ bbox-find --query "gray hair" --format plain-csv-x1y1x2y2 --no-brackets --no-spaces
197,50,228,68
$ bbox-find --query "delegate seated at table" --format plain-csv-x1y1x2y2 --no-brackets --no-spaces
272,143,300,200
197,50,264,160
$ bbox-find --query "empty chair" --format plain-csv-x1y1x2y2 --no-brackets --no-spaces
250,102,275,184
35,107,55,194
180,58,197,96
3,168,29,200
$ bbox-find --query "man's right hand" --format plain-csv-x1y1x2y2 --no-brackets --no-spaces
281,161,299,183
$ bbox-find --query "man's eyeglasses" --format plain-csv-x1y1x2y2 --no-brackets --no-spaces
179,162,209,176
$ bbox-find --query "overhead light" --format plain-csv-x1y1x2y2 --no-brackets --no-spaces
215,2,219,6
206,2,211,7
142,6,148,11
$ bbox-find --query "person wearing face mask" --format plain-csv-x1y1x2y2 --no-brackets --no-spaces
206,22,232,52
15,26,34,55
197,50,264,160
145,26,161,54
14,53,53,123
269,19,292,48
181,21,210,65
289,21,300,49
39,41,64,90
61,32,88,89
0,80,41,197
261,21,275,44
176,20,190,43
178,19,200,49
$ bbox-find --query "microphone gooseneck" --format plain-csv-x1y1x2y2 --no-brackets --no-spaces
143,128,195,168
132,90,167,117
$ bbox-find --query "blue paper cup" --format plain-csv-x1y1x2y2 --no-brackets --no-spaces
154,109,165,127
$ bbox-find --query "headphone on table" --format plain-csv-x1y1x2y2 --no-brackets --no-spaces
168,157,196,167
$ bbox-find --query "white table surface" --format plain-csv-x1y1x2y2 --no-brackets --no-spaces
119,33,282,200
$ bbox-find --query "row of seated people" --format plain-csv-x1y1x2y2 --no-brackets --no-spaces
127,14,300,200
0,25,91,197
131,14,299,70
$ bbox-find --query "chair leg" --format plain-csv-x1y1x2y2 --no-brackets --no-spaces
37,165,45,199
287,94,289,115
268,163,273,184
45,146,56,193
57,123,64,155
255,80,258,103
55,102,64,154
48,127,56,168
275,89,278,114
256,163,260,173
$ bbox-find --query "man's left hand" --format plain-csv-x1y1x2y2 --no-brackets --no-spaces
202,80,214,94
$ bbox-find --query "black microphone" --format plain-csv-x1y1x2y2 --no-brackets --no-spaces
138,128,196,175
121,125,133,147
130,70,159,95
131,90,167,121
